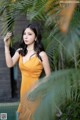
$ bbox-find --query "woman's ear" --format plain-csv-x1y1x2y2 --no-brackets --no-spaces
35,37,37,41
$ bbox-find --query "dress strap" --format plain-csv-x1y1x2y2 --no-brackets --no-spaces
30,53,36,59
30,53,42,62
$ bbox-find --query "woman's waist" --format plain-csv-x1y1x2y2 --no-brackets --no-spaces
21,75,39,85
21,72,41,79
22,74,39,80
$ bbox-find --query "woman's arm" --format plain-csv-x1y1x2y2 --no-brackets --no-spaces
39,51,51,77
4,32,20,68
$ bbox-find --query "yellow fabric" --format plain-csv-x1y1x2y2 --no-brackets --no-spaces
17,55,43,113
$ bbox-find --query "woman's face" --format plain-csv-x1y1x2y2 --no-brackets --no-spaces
23,28,36,45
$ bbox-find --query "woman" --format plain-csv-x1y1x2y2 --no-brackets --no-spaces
4,22,51,120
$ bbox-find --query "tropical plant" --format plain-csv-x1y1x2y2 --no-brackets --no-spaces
19,69,80,120
1,0,80,70
0,0,80,119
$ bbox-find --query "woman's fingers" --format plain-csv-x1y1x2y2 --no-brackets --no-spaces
4,32,12,42
4,32,12,47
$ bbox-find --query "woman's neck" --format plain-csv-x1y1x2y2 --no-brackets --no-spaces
27,44,34,52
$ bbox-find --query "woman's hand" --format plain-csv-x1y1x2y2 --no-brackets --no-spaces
4,32,12,47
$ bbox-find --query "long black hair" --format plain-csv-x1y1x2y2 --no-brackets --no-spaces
18,22,44,58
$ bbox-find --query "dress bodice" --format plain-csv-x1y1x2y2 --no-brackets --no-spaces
18,55,43,98
19,55,43,79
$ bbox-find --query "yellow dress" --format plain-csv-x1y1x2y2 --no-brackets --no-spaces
17,54,43,114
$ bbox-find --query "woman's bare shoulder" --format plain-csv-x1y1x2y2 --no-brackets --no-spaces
39,51,48,60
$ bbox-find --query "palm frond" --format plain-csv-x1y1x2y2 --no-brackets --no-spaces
44,7,80,69
20,69,80,120
1,0,80,70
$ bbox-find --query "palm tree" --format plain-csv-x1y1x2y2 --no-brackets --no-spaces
1,0,80,69
0,0,80,119
0,0,15,35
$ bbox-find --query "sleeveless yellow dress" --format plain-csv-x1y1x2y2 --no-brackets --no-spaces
17,54,43,114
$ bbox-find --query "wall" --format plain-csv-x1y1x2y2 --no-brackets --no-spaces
0,22,11,101
0,15,27,101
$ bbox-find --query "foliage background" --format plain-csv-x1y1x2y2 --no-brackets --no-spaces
0,0,80,119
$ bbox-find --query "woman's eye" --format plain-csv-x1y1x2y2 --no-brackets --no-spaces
28,33,32,35
23,32,26,35
23,32,32,35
